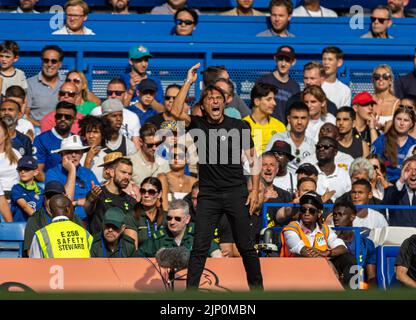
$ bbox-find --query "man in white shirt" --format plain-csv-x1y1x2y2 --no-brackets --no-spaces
52,0,95,35
321,46,351,109
269,140,297,195
351,179,388,229
11,0,39,13
292,0,337,17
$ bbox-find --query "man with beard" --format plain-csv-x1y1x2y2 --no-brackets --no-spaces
90,207,136,257
108,0,130,14
26,45,65,130
11,0,39,13
387,0,410,18
102,99,137,156
85,157,137,236
33,101,77,181
0,99,32,156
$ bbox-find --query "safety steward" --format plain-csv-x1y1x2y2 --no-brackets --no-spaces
29,194,93,258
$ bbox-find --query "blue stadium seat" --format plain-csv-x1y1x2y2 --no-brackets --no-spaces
376,245,401,289
0,223,26,258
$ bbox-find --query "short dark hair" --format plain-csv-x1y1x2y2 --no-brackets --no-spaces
200,85,226,103
288,101,309,115
165,83,182,94
108,77,127,90
202,66,227,86
174,7,199,25
251,82,277,106
41,45,64,61
55,101,77,115
4,85,25,100
297,177,317,189
0,40,19,57
352,178,372,192
336,106,356,120
303,61,325,77
269,0,293,15
140,122,158,139
113,157,133,168
215,78,235,97
372,5,392,20
333,200,357,215
1,99,21,112
322,46,344,60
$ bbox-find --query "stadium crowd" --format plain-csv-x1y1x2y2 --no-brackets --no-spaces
0,0,416,289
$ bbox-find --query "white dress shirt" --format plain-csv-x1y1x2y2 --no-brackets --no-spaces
315,164,352,201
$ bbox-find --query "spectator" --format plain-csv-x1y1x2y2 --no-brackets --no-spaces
221,0,265,16
350,179,388,229
361,5,393,39
11,156,43,222
33,101,76,181
352,92,379,147
129,123,169,185
26,45,65,130
64,70,100,114
52,0,95,35
138,199,222,258
122,45,164,110
0,99,32,156
333,200,377,288
367,154,391,200
269,140,297,195
372,106,416,182
296,163,318,182
285,61,338,121
243,82,286,156
124,177,166,249
159,144,197,211
78,115,108,182
214,78,241,119
23,180,84,256
5,86,35,141
11,0,39,13
0,119,20,196
173,7,198,36
281,192,356,287
0,40,27,95
292,0,337,17
127,79,158,125
46,135,99,222
102,99,137,156
321,46,351,109
257,0,294,37
372,64,400,131
29,194,93,258
90,207,136,257
395,50,416,99
255,46,300,123
315,136,351,201
383,155,416,226
151,0,190,14
85,156,137,233
89,77,141,149
336,107,370,158
146,84,181,128
39,81,85,135
302,85,336,142
266,101,314,173
395,234,416,288
108,0,130,14
388,0,410,18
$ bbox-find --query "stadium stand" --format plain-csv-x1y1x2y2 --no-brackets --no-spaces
0,222,26,258
377,245,401,289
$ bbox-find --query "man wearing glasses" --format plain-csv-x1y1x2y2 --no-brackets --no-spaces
52,0,95,35
361,5,394,39
26,45,65,131
33,101,77,182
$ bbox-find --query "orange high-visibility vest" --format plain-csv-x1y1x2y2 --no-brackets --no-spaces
280,221,330,257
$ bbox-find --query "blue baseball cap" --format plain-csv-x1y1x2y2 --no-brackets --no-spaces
44,181,65,195
17,156,38,170
137,78,158,92
129,45,153,60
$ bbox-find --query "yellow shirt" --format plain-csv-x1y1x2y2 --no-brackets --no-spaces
243,115,286,156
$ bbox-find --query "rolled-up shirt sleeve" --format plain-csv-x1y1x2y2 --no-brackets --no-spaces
283,230,306,255
327,228,346,249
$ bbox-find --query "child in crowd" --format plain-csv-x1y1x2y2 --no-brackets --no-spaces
0,40,27,96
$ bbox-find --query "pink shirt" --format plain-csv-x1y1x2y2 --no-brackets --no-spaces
40,111,84,134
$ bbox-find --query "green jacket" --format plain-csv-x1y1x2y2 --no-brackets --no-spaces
137,223,220,257
90,233,137,258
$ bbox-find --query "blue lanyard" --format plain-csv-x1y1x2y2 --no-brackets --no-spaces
101,236,122,258
146,219,158,238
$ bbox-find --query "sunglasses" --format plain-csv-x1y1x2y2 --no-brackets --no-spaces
373,73,391,81
65,78,81,84
42,58,59,64
398,104,415,111
316,144,334,150
371,17,389,24
139,188,158,196
55,113,74,120
276,56,293,63
107,90,125,97
175,19,194,26
144,141,162,149
165,95,177,101
167,216,182,222
300,206,319,215
59,90,76,98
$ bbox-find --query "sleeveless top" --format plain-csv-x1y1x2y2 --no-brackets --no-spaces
376,99,400,126
104,136,127,155
338,133,364,158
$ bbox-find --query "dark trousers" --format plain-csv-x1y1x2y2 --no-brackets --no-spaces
186,186,264,290
331,252,357,288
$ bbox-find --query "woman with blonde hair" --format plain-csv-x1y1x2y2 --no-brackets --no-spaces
302,85,335,141
371,64,400,131
65,70,101,115
0,120,20,196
